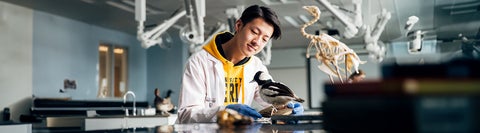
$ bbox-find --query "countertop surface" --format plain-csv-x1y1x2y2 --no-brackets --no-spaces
33,122,323,133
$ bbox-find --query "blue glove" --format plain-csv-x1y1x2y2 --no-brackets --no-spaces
287,102,304,115
226,104,262,119
286,102,304,124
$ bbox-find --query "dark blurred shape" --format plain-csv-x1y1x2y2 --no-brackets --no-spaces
19,114,42,123
64,79,76,89
323,96,415,132
327,29,339,36
323,59,480,132
458,27,480,59
3,108,10,121
382,58,480,79
31,98,149,116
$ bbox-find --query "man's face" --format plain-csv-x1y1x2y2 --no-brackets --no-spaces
234,18,274,57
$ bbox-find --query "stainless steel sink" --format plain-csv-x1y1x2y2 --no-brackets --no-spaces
84,114,177,131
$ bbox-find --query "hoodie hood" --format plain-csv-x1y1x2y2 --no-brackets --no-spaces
203,32,250,66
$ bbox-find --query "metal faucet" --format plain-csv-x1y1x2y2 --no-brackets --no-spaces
123,91,136,116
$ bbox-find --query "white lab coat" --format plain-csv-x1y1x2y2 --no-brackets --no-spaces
177,49,271,123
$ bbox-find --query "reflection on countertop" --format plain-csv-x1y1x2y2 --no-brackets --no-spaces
33,122,324,133
32,110,324,132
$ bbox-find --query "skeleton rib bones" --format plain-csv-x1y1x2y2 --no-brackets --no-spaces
301,6,366,83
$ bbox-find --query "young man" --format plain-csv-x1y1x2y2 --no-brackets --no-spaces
177,5,302,123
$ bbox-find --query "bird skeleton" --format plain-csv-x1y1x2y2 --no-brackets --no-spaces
301,6,366,83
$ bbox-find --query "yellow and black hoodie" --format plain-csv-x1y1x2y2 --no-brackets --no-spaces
178,32,271,123
203,32,251,105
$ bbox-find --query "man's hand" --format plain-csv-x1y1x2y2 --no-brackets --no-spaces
226,104,262,119
287,102,304,115
286,102,304,124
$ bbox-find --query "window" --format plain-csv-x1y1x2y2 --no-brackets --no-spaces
98,44,128,98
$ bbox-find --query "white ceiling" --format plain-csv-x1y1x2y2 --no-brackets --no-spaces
3,0,480,49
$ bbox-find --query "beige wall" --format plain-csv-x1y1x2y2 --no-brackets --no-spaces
0,1,33,122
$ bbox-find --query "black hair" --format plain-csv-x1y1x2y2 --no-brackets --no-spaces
239,5,281,40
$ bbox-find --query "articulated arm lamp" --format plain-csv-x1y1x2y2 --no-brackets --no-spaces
316,0,364,39
135,0,272,64
135,0,186,49
135,0,205,50
364,9,391,62
181,0,206,53
316,0,391,62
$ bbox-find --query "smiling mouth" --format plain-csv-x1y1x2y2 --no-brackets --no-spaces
247,44,256,52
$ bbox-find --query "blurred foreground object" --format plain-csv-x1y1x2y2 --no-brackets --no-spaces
217,109,253,129
323,59,480,132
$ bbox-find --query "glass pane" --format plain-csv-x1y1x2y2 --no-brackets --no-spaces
98,44,111,98
113,47,127,97
98,44,128,98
